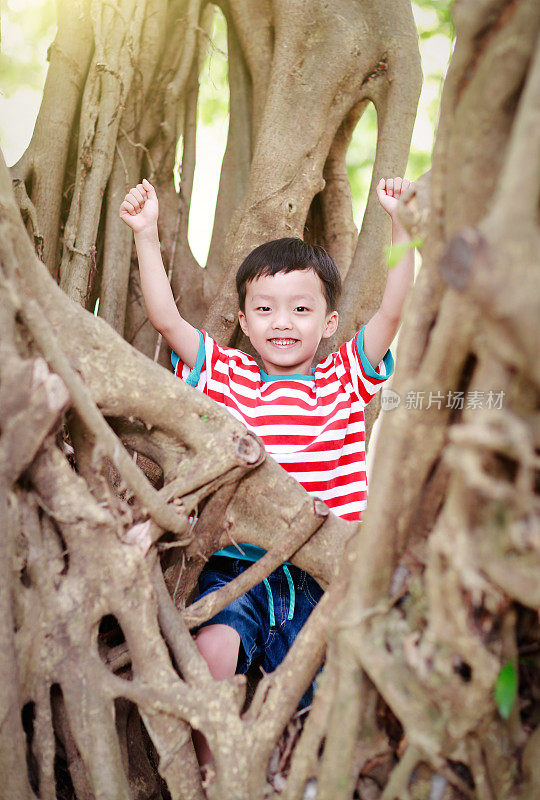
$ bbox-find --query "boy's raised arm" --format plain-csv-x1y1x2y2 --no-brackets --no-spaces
363,177,416,370
119,180,200,369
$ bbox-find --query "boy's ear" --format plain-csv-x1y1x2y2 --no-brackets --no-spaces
238,310,249,336
322,311,339,338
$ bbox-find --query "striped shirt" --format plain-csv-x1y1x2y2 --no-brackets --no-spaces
171,326,393,532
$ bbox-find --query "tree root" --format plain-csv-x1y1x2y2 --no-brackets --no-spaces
19,292,193,541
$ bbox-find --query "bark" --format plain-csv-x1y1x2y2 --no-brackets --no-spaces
2,1,538,799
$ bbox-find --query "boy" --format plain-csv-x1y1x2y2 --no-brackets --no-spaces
120,176,414,760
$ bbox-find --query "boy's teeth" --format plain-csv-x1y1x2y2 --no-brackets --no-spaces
271,338,296,346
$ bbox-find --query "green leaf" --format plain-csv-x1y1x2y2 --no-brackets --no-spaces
384,238,424,268
495,662,518,719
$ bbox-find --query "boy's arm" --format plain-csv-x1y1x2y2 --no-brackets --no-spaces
363,177,415,370
120,180,200,369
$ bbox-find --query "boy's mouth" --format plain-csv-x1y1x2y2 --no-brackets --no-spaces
268,338,298,348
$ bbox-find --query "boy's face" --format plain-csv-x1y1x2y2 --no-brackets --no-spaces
238,269,338,375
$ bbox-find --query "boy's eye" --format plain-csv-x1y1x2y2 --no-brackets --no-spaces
295,306,309,312
256,306,271,312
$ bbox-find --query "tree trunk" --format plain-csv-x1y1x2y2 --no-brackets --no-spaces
1,1,538,799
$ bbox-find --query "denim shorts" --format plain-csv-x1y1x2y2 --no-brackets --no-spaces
194,556,324,705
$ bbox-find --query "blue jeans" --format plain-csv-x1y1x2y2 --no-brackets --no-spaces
195,556,324,707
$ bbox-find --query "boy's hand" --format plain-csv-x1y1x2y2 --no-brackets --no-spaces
376,177,412,222
119,179,158,235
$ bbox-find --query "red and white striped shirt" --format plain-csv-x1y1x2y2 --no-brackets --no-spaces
172,327,393,523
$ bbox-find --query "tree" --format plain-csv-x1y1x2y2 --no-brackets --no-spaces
0,1,538,799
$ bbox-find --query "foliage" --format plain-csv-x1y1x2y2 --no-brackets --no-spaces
494,662,518,720
415,0,455,39
384,238,424,268
198,7,229,127
0,0,56,95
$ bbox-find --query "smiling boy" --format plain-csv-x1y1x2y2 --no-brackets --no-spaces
237,260,338,375
120,176,414,763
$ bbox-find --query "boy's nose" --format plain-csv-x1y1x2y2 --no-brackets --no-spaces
272,314,293,329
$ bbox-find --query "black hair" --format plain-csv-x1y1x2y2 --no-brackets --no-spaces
236,238,342,312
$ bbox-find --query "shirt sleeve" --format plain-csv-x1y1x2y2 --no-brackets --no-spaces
170,329,249,398
334,324,394,406
170,329,208,390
